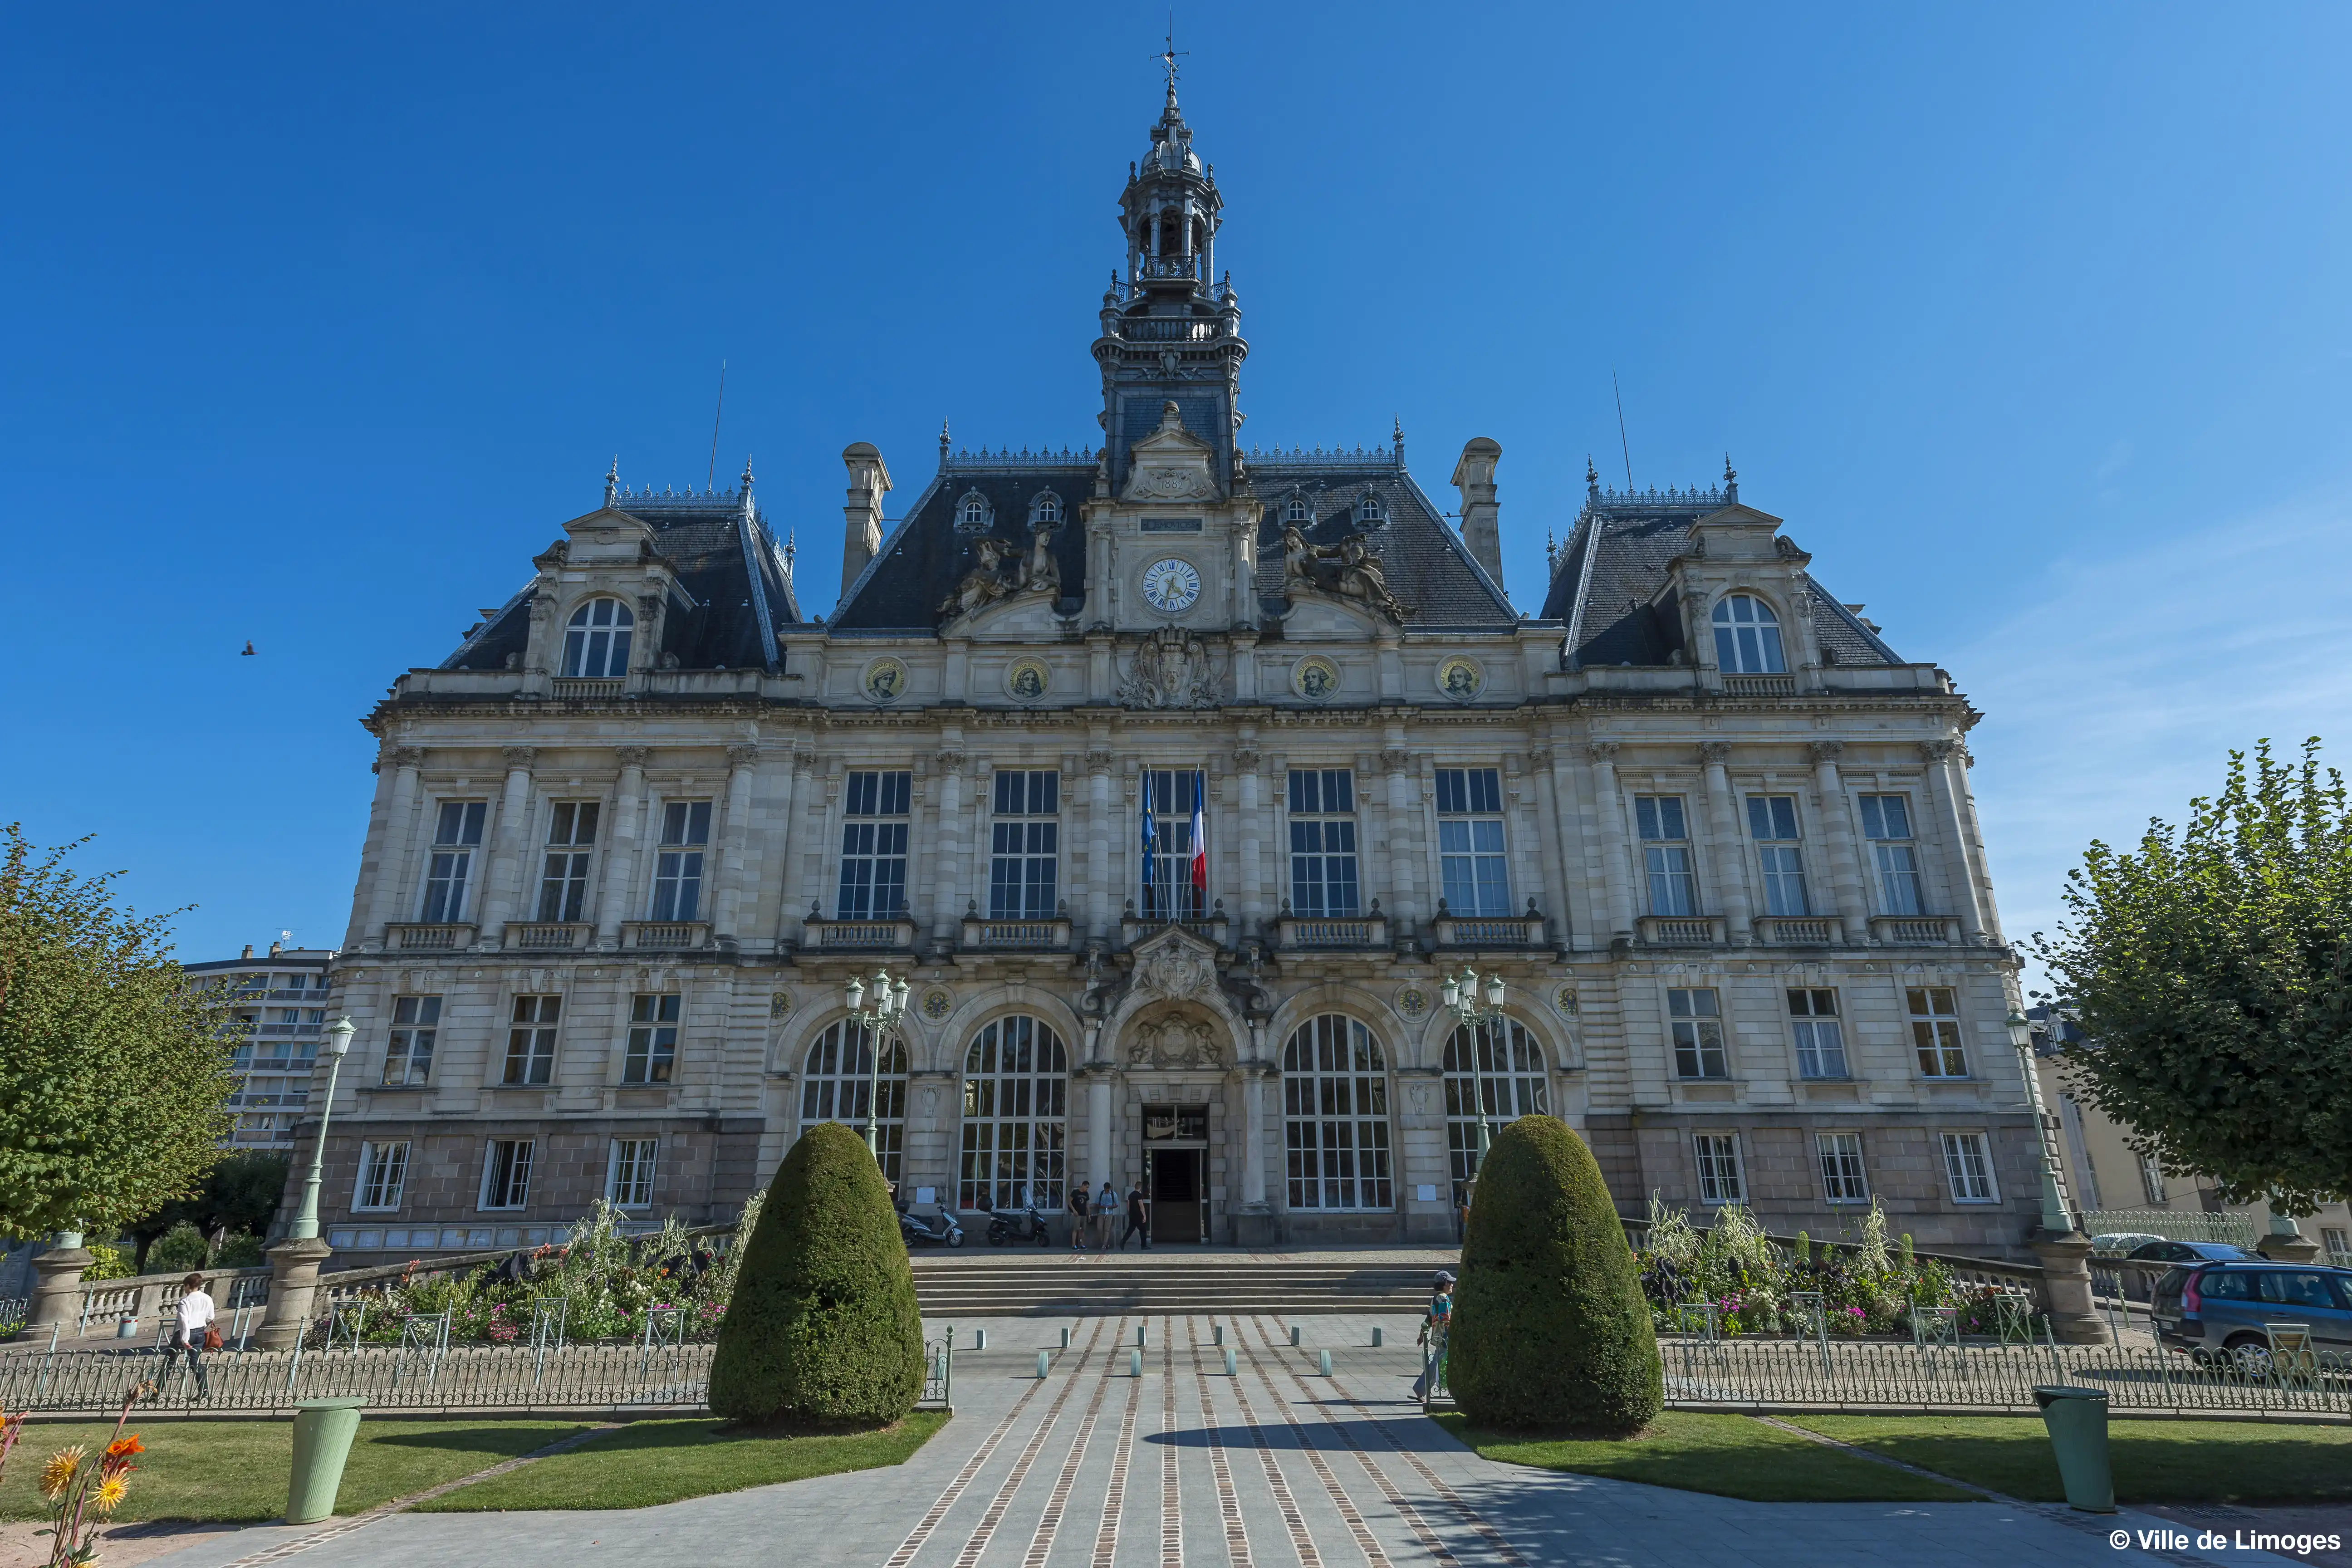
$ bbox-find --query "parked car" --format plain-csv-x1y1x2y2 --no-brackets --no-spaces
2148,1260,2352,1368
2088,1232,2168,1259
2126,1239,2249,1265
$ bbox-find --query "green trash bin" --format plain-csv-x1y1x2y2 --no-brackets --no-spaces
2032,1385,2115,1513
286,1397,368,1524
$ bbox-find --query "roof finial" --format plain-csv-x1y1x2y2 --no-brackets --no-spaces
604,455,619,505
1158,12,1187,102
1722,453,1738,503
1586,456,1600,499
784,529,796,574
939,419,951,470
1392,416,1405,467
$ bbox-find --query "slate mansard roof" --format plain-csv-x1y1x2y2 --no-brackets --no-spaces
830,439,1518,634
1540,487,1903,669
439,485,804,674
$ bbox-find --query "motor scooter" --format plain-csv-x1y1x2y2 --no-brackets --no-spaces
986,1203,1052,1246
895,1196,965,1247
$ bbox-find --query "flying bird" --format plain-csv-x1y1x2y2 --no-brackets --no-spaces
241,641,256,656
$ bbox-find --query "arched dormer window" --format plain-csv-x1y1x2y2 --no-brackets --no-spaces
1284,497,1311,524
562,597,634,677
1356,494,1385,525
1711,593,1786,674
1029,491,1063,528
955,490,994,534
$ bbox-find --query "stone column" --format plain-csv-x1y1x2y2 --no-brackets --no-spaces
933,746,967,947
2029,1231,2110,1344
1240,1063,1267,1207
1088,1073,1113,1193
1700,742,1754,941
1919,740,1988,941
1586,742,1635,943
1382,737,1420,929
594,747,652,946
363,747,425,946
1544,743,1585,947
1087,746,1113,941
1810,740,1869,937
255,1238,333,1352
771,750,809,940
1235,742,1266,935
713,744,760,947
479,746,537,946
1528,746,1571,940
15,1243,92,1343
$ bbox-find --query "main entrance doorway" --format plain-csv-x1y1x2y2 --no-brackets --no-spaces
1141,1102,1208,1243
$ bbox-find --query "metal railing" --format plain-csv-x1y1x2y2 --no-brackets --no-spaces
2083,1210,2261,1249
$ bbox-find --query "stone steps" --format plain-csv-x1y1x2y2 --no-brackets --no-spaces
909,1259,1440,1316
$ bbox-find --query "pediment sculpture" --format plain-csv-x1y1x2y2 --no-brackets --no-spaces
1125,1016,1225,1069
1282,525,1410,621
1134,939,1216,1003
938,519,1063,623
1117,626,1222,709
1119,399,1219,504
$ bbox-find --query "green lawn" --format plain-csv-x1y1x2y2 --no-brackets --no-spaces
419,1414,950,1511
1430,1412,1979,1503
0,1419,589,1523
1788,1416,2352,1506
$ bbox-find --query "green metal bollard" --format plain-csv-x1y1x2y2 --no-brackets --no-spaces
285,1397,368,1524
1130,1348,1142,1377
1037,1351,1049,1378
1371,1327,1383,1347
1319,1349,1333,1376
1223,1348,1237,1376
975,1328,987,1351
1289,1325,1302,1347
1213,1324,1224,1346
2032,1386,2116,1513
1060,1326,1070,1349
1136,1324,1146,1346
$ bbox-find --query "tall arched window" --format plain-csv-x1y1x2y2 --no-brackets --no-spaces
1282,1014,1392,1211
1711,594,1785,674
562,598,634,677
959,1015,1068,1211
1444,1020,1548,1196
799,1021,908,1186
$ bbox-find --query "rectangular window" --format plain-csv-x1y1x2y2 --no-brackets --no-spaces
480,1139,534,1210
382,995,440,1087
1817,1132,1869,1203
1436,767,1510,916
1694,1133,1745,1204
608,1138,658,1209
837,770,912,919
1287,768,1360,916
2323,1227,2351,1265
536,801,599,922
1635,795,1698,916
626,993,680,1084
1907,987,1969,1077
354,1141,410,1210
1940,1131,1998,1202
421,800,487,922
2139,1155,2168,1206
1668,988,1728,1079
988,770,1060,919
1141,768,1205,921
1860,794,1926,916
1747,795,1810,916
502,995,560,1086
1787,988,1847,1079
650,800,712,921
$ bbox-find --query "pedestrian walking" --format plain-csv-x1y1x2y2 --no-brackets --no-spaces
1122,1183,1152,1250
1093,1181,1120,1255
1410,1269,1454,1400
1068,1181,1091,1257
167,1273,217,1401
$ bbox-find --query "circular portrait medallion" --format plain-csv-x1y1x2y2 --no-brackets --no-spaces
1291,655,1341,702
1435,656,1484,702
1004,657,1050,703
862,657,908,705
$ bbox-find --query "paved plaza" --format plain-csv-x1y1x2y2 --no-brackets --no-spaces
130,1313,2311,1568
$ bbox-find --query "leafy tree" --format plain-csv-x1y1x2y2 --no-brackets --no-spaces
2037,738,2352,1214
0,826,237,1239
708,1122,923,1427
147,1221,211,1276
1448,1115,1662,1436
127,1151,292,1267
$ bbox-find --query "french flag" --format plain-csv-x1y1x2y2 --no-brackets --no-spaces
1189,769,1207,907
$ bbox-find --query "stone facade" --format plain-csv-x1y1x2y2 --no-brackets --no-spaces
299,84,2047,1262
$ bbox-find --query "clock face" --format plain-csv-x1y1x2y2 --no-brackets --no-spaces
1141,557,1201,613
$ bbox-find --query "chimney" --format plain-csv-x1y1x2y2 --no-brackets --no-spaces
1450,437,1504,591
269,940,282,957
840,442,892,600
241,944,254,960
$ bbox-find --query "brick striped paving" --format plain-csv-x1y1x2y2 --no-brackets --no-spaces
947,1320,1117,1568
1187,1316,1256,1568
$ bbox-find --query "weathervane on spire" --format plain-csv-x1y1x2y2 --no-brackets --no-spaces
1158,12,1188,94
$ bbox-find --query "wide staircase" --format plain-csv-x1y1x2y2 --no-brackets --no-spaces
910,1254,1450,1317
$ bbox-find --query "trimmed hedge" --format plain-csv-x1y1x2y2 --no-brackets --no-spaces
1448,1115,1662,1436
708,1122,924,1426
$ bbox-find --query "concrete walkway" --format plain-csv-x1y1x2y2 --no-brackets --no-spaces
137,1313,2308,1568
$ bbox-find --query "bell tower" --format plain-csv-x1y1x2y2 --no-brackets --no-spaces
1093,71,1248,495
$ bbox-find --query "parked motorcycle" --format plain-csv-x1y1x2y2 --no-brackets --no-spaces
986,1204,1053,1247
895,1198,965,1248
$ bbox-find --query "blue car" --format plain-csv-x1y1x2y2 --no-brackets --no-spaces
2148,1260,2352,1365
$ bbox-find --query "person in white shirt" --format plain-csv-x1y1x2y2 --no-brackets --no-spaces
168,1273,216,1400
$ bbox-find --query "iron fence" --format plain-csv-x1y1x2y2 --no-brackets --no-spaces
2082,1210,2260,1249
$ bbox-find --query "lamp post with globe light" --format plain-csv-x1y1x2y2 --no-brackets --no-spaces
286,1015,357,1242
844,972,911,1166
1441,969,1509,1166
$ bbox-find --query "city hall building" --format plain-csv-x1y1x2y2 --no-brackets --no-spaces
305,86,2048,1260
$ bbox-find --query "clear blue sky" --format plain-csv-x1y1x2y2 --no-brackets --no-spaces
7,5,2351,966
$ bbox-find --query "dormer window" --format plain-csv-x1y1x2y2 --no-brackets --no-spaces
956,490,995,534
1284,497,1310,524
1712,593,1786,674
1029,491,1064,527
563,598,634,678
1356,494,1385,524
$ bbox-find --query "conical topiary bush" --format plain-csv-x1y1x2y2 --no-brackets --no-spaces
708,1121,924,1426
1448,1114,1662,1436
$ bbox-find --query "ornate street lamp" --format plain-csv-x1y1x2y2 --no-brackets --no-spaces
286,1016,357,1242
845,971,911,1165
1442,968,1509,1163
2004,1008,2080,1235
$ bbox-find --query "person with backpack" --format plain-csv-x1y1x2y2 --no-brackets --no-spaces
1411,1270,1454,1401
1067,1181,1091,1257
167,1273,218,1401
1093,1181,1120,1255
